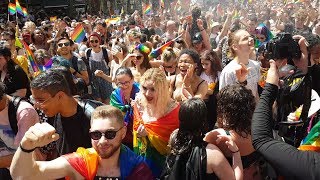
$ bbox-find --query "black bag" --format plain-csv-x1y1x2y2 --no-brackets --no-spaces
161,144,207,180
8,96,25,135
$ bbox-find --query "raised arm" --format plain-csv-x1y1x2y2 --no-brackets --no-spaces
251,60,320,179
10,123,81,180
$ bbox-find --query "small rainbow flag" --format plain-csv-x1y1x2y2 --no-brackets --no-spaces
149,34,182,59
22,41,40,73
8,3,16,15
144,4,152,15
22,7,28,17
39,58,53,71
16,0,23,16
71,24,86,43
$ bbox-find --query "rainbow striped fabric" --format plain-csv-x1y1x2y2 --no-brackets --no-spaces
71,24,86,43
22,41,40,73
144,4,152,15
8,3,16,15
22,7,28,17
16,0,23,15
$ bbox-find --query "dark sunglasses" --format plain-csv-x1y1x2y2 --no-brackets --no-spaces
57,42,70,47
89,126,123,140
163,65,175,69
90,40,99,43
135,55,143,60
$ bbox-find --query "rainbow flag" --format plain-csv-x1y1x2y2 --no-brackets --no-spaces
149,34,182,59
22,41,40,73
39,58,53,71
22,7,28,17
160,0,165,8
8,3,16,15
144,4,152,15
16,0,23,15
71,24,86,44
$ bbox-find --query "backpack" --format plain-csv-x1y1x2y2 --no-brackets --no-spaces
276,69,312,146
8,96,25,135
161,144,207,180
82,47,110,84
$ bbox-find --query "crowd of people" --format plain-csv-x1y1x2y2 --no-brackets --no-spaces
0,0,320,179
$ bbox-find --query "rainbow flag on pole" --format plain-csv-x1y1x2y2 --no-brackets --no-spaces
22,41,40,73
8,3,16,15
71,24,86,43
16,0,23,15
149,34,182,59
22,7,28,17
144,4,152,15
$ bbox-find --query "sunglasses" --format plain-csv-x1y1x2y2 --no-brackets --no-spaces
89,126,124,140
163,65,175,69
90,40,99,43
57,42,70,47
134,55,143,60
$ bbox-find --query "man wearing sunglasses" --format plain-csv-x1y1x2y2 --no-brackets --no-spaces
53,37,89,85
10,105,154,179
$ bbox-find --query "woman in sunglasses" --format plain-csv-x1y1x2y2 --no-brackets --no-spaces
109,67,140,149
120,44,152,83
133,68,179,178
87,32,113,104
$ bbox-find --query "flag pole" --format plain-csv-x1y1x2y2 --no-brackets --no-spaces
8,0,10,23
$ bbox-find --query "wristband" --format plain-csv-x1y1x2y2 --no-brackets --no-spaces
231,149,240,153
20,143,36,153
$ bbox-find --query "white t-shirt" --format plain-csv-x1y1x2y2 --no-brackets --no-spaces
219,60,260,97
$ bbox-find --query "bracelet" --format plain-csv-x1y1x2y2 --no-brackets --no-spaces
231,149,240,153
19,143,36,153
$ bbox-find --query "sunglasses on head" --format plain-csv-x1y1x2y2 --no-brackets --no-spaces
90,40,99,43
57,42,70,47
89,126,124,140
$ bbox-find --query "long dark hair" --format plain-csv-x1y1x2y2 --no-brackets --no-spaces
170,98,207,155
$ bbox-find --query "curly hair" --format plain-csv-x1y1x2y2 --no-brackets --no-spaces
200,50,222,78
217,84,256,138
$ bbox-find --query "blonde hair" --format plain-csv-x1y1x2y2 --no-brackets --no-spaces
161,47,177,62
91,105,124,125
140,68,171,116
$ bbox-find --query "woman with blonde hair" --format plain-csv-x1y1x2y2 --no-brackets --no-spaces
133,68,179,178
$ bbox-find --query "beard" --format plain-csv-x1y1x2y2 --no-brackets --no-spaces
96,141,122,159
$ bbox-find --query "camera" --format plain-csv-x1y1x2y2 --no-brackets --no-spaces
265,33,301,63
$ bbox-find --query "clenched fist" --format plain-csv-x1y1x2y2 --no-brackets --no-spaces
20,123,59,151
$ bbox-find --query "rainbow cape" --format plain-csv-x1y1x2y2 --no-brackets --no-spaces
144,4,152,15
71,24,86,43
22,40,41,73
110,82,140,125
133,104,180,177
64,146,152,180
8,3,16,15
299,118,320,152
22,7,28,17
15,0,23,15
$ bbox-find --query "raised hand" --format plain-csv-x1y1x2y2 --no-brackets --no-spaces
266,60,279,87
137,124,148,137
94,69,104,77
20,123,59,151
235,63,251,83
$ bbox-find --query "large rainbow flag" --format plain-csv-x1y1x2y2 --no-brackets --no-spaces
71,24,86,43
8,3,16,15
15,0,23,16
